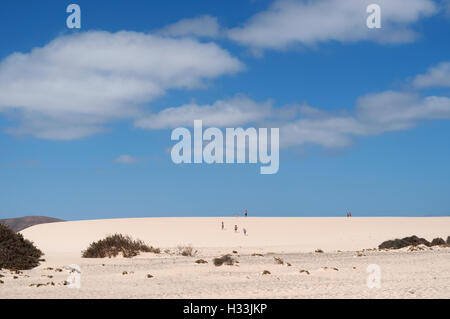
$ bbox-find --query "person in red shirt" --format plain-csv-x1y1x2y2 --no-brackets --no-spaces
244,210,247,217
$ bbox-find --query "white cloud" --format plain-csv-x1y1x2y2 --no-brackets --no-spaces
114,154,139,164
0,31,243,139
279,112,368,148
135,90,450,149
356,91,450,129
135,95,274,129
281,91,450,148
157,15,221,38
413,61,450,88
228,0,437,51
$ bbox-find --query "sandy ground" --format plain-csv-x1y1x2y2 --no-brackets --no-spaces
1,217,449,298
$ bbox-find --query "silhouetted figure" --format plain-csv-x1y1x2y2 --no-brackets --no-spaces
234,225,238,233
221,221,224,230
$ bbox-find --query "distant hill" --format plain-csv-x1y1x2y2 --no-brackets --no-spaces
0,216,64,232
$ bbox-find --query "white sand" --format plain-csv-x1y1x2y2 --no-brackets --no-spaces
1,217,449,298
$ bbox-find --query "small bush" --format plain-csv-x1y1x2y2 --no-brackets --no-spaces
177,245,197,257
274,257,284,264
299,269,310,275
0,224,43,270
195,259,208,264
430,237,446,246
378,235,431,250
82,234,158,258
213,254,235,266
315,249,324,253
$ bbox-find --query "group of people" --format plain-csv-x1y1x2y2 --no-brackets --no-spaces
346,211,353,217
221,209,249,236
235,210,248,217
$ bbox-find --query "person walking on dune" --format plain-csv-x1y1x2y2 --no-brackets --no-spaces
221,221,224,230
234,225,238,233
243,228,247,236
245,210,247,217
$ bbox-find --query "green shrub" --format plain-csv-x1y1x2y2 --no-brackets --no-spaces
0,224,43,270
82,234,159,258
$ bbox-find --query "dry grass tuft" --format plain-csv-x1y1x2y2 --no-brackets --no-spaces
82,234,159,258
177,245,197,257
274,257,284,265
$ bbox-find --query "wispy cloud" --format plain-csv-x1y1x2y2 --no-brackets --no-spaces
136,62,450,149
413,61,450,88
113,155,139,164
228,0,437,51
156,15,221,38
135,95,275,129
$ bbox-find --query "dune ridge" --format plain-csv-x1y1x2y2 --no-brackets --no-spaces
21,217,450,254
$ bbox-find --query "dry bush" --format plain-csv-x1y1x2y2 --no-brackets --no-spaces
0,224,43,270
299,269,310,275
195,259,208,264
82,234,159,258
213,254,235,266
315,249,324,253
274,257,284,264
177,245,197,257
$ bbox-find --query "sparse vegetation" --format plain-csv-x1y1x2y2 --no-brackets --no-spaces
315,249,324,253
262,270,271,275
177,245,197,257
378,235,450,250
195,259,208,264
81,234,159,258
274,257,284,264
0,224,43,270
212,254,235,266
299,269,310,275
431,237,446,246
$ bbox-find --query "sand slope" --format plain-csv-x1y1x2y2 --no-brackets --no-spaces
21,217,450,254
1,217,448,299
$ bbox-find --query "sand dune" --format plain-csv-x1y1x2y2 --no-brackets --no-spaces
21,217,450,254
1,217,446,299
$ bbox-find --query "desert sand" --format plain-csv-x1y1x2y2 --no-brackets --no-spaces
1,217,449,298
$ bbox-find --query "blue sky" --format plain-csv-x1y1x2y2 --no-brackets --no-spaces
0,0,449,220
